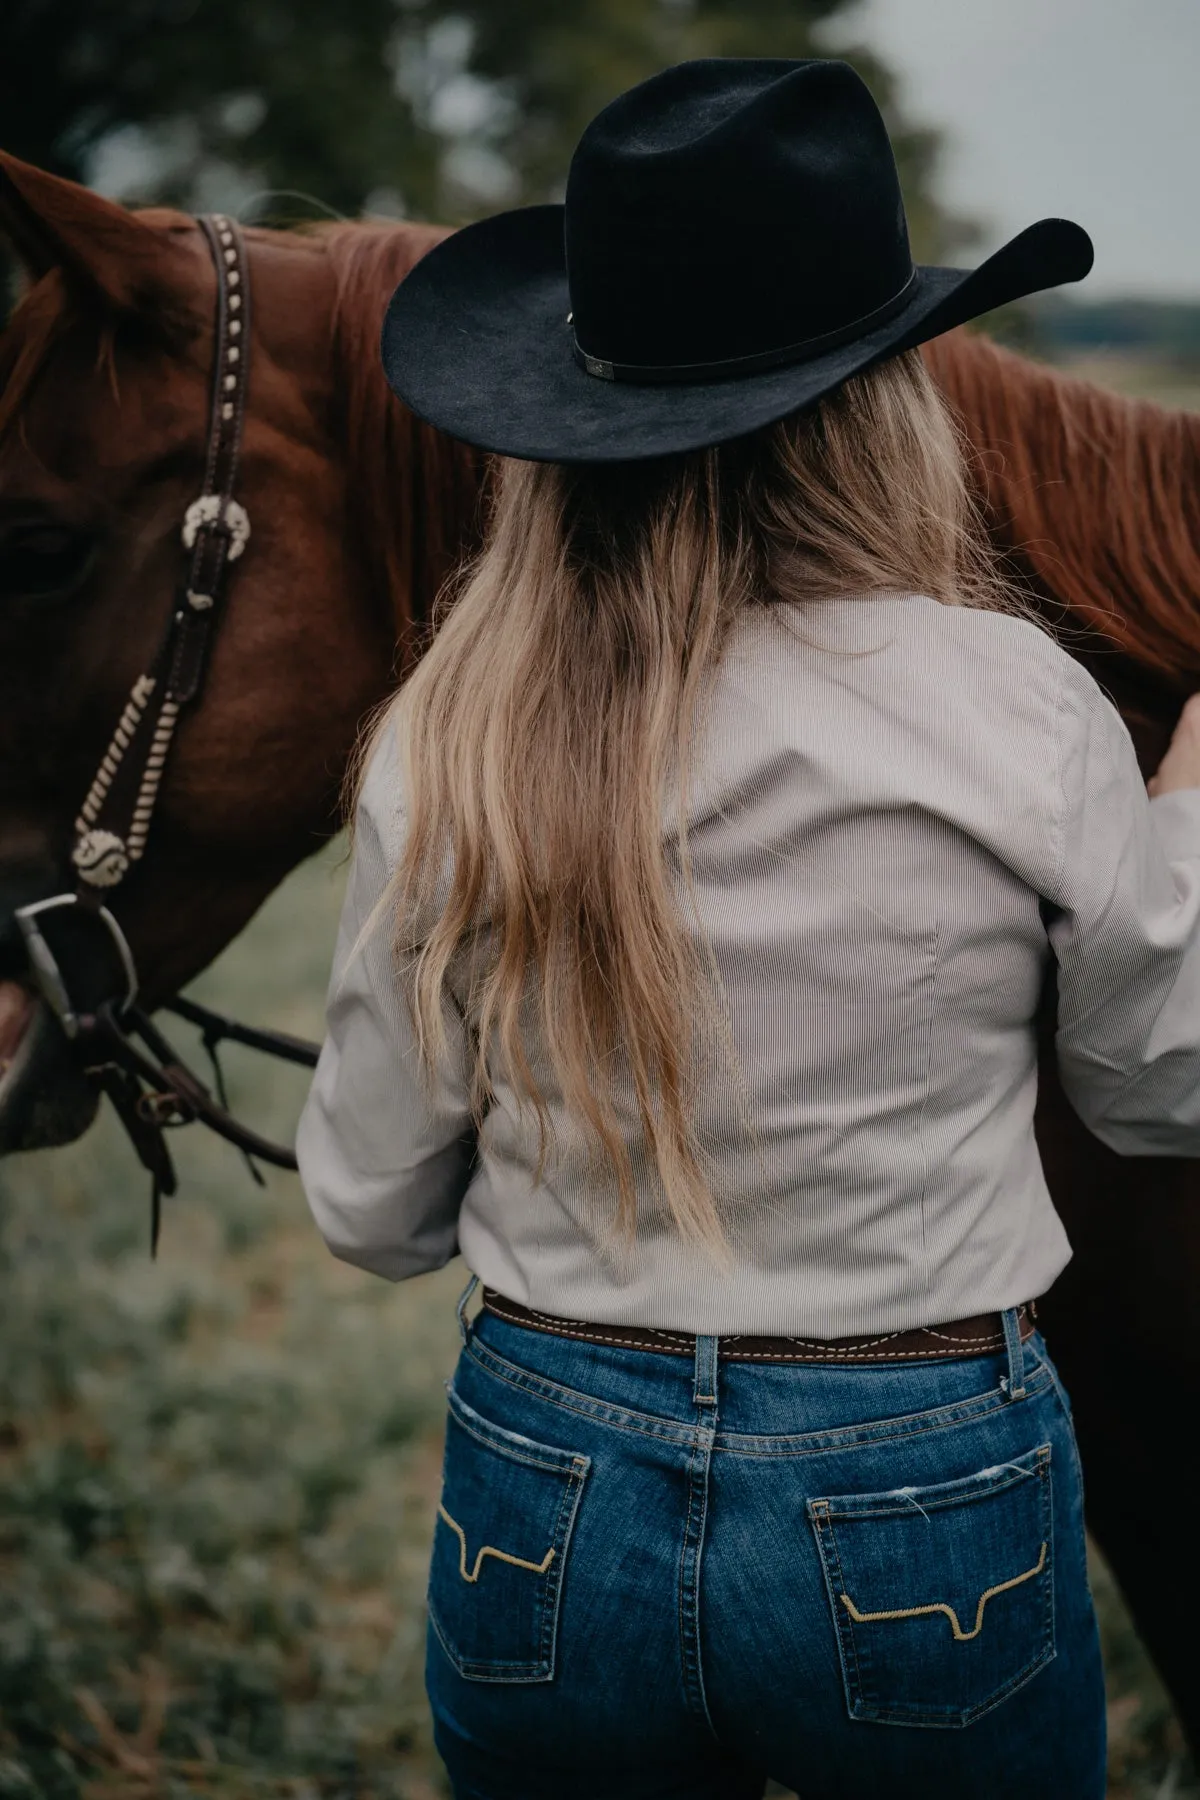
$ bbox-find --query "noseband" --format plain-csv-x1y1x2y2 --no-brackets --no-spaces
14,216,319,1246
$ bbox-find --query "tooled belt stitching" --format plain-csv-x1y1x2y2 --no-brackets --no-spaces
479,1293,1032,1362
485,1294,696,1347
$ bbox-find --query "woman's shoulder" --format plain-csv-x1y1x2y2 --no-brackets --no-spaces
912,598,1125,733
748,590,1076,699
882,590,1067,663
729,593,1104,788
908,595,1115,747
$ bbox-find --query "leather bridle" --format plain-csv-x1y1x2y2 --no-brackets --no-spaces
13,215,320,1246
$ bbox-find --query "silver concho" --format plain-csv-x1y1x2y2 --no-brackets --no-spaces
181,494,251,561
72,828,130,889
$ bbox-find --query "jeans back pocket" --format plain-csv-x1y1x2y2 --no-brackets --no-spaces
808,1443,1054,1728
428,1384,590,1683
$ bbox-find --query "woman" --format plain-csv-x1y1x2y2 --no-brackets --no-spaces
297,60,1200,1799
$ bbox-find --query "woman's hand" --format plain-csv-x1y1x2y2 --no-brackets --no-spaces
1148,694,1200,797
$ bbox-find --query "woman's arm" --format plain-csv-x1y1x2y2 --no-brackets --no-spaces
296,729,476,1279
1049,664,1200,1154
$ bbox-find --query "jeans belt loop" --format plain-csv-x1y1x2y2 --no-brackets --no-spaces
456,1273,480,1346
693,1334,720,1408
1000,1305,1027,1400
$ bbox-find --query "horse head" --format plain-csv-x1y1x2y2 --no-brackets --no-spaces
0,155,480,1152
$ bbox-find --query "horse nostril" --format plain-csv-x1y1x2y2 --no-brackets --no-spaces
0,981,34,1072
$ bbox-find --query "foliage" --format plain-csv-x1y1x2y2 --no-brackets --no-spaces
0,0,967,257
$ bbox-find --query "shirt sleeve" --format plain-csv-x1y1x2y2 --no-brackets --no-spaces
1048,657,1200,1154
295,726,477,1279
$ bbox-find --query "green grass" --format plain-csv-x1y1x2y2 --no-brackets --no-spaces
1,832,1197,1797
0,845,464,1798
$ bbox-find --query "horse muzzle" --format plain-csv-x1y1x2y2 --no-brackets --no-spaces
0,982,100,1152
0,873,134,1153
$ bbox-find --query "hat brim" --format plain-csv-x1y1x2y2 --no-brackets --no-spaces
381,206,1092,462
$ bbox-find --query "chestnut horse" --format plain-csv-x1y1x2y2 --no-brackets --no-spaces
2,153,1199,1749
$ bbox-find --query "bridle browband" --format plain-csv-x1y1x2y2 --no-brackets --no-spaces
14,215,320,1248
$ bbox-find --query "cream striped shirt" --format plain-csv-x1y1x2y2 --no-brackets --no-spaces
296,593,1200,1336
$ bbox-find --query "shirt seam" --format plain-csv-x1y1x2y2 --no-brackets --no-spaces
1047,647,1071,910
915,919,943,1313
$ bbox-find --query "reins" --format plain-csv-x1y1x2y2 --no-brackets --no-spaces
14,216,320,1247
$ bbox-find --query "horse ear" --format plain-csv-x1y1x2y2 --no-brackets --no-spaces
0,150,196,314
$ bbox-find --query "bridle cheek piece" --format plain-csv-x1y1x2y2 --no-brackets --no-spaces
72,216,251,891
14,216,319,1248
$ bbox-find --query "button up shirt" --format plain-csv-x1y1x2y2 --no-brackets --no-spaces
296,593,1200,1336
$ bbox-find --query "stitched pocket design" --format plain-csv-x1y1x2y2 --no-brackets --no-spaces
428,1384,590,1683
809,1443,1054,1727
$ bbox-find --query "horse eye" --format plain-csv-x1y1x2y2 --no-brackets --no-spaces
0,523,94,600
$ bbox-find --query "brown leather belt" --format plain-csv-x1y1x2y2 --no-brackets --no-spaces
480,1288,1039,1365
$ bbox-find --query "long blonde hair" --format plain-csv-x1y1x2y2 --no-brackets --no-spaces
359,346,1036,1252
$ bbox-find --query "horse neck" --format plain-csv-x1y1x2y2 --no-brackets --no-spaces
321,221,488,668
925,331,1200,685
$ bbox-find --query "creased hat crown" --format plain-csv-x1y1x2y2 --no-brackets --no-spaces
565,59,913,372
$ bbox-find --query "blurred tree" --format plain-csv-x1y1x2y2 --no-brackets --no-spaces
0,0,970,258
0,0,440,223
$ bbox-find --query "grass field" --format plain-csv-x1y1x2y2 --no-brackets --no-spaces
3,354,1199,1796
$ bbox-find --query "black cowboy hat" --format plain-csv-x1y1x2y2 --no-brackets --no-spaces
381,58,1093,463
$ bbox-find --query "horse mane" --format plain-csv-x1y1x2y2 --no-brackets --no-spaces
925,331,1200,684
319,221,488,665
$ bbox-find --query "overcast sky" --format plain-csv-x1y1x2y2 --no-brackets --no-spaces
840,0,1198,298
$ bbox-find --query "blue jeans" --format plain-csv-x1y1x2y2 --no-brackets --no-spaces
426,1295,1106,1800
